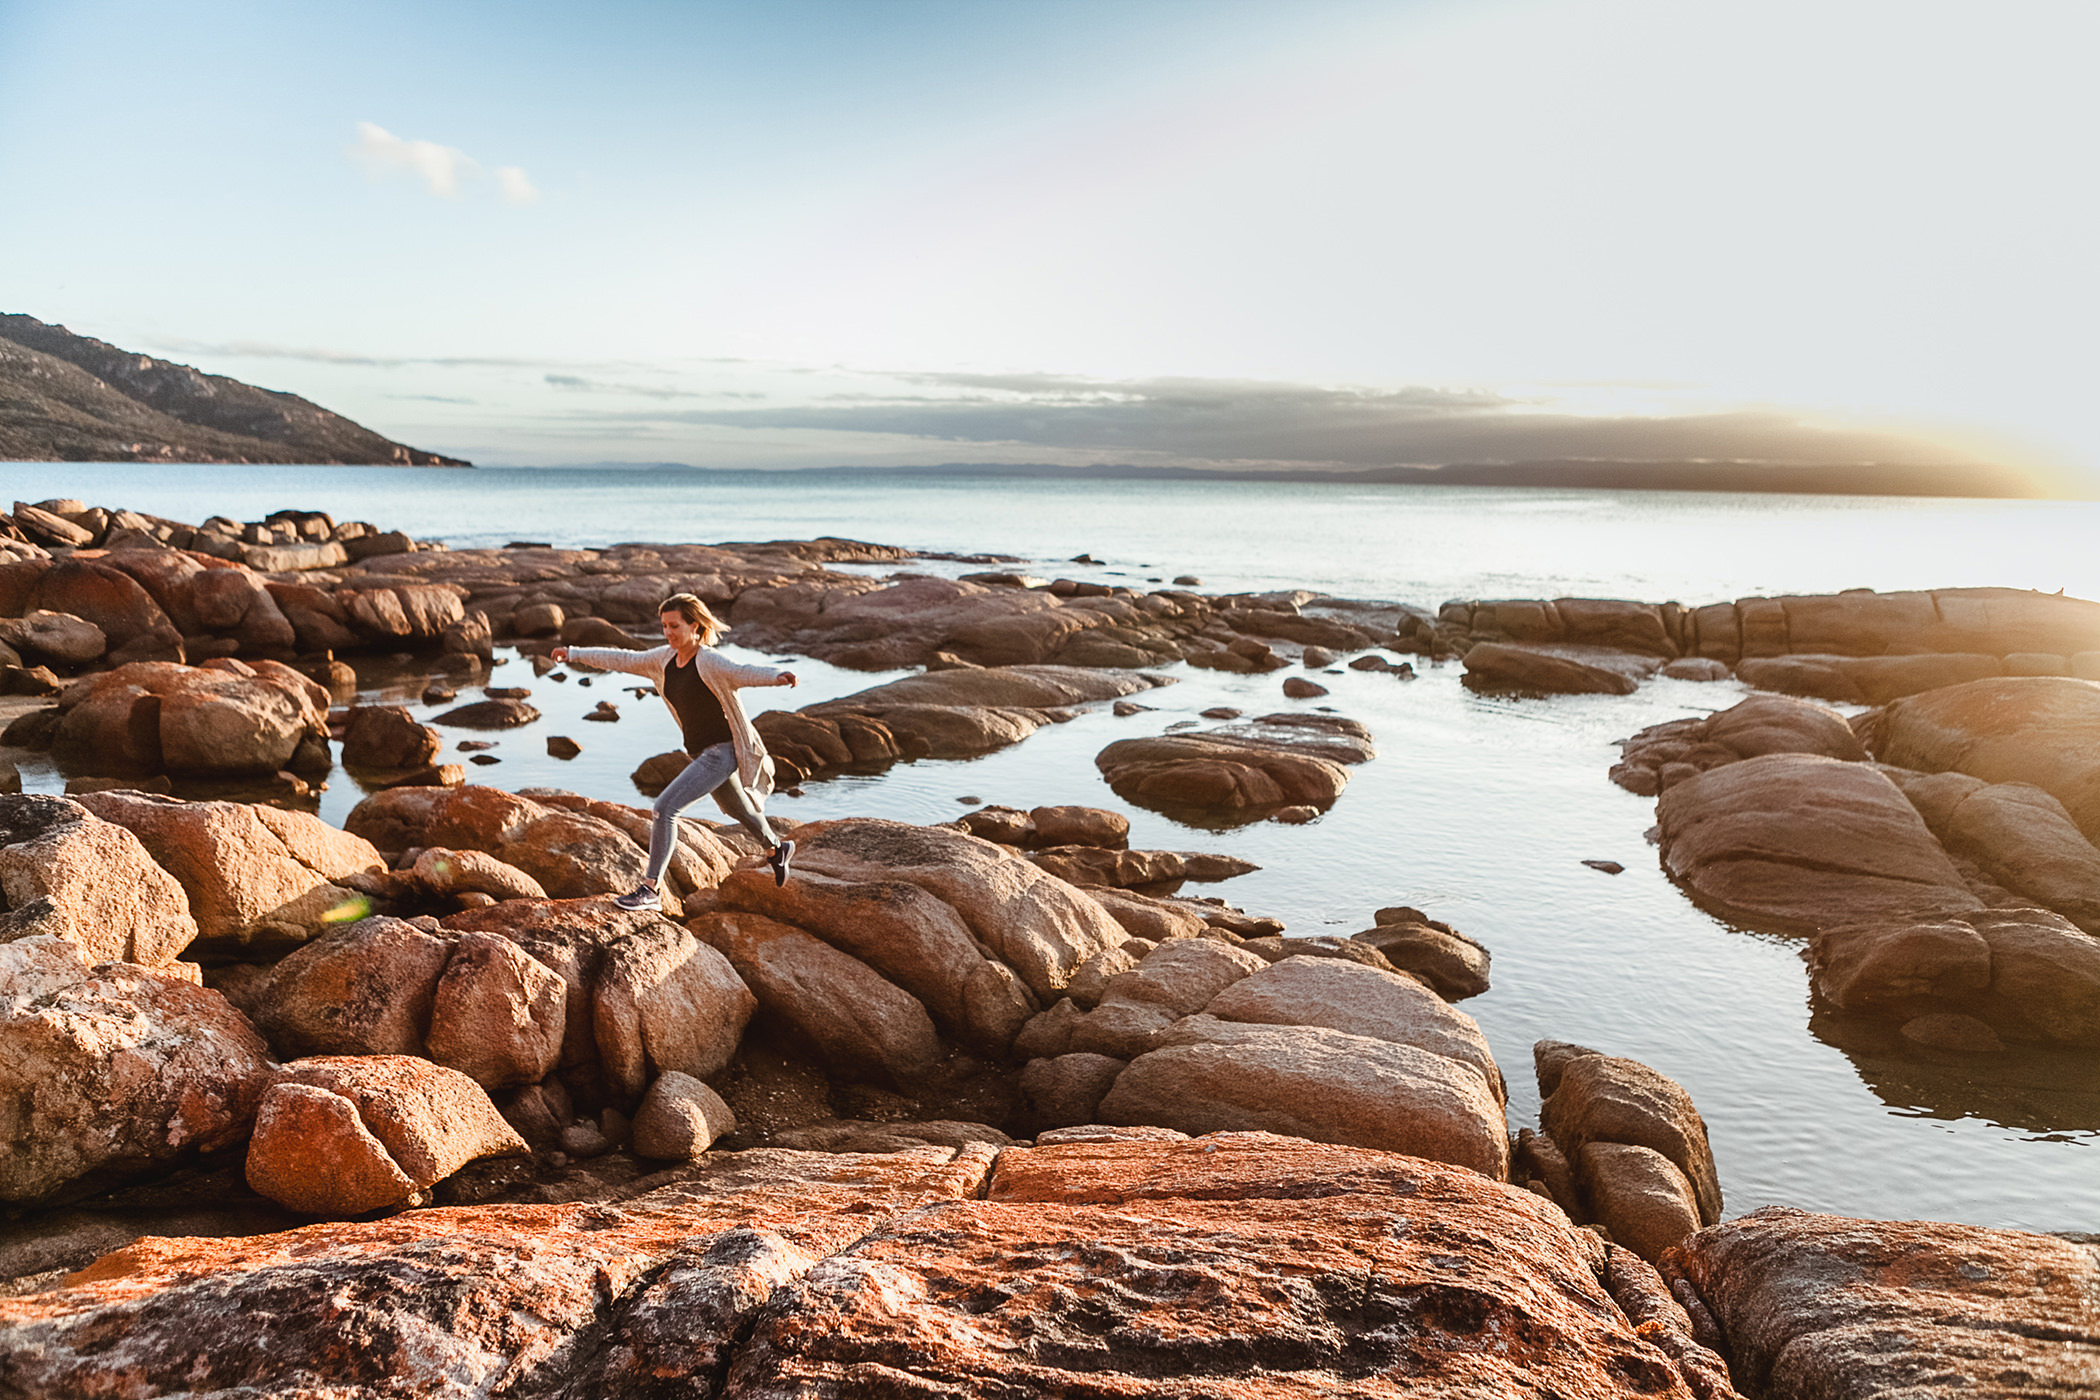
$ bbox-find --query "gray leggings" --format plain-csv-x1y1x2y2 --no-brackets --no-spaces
647,742,776,883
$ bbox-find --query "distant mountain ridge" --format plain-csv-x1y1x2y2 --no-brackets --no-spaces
524,457,2048,498
0,314,468,466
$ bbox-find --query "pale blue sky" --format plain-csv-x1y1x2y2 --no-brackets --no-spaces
3,0,2096,482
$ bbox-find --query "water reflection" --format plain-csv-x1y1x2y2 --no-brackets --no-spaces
1808,1006,2100,1137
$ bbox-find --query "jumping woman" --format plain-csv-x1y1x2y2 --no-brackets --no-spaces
552,592,797,909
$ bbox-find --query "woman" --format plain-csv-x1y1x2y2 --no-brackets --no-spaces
552,593,797,909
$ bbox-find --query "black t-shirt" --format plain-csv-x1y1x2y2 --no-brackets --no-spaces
662,652,733,755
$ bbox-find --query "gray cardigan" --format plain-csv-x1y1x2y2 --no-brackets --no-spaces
564,644,789,801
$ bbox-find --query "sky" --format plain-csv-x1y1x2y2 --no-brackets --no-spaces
2,0,2096,486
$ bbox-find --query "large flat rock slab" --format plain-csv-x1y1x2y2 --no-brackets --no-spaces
1,1134,1747,1399
1666,1206,2100,1400
1657,753,1982,933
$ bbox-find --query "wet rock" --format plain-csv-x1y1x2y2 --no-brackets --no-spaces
0,793,196,965
74,790,383,954
1462,641,1649,695
0,935,273,1203
1660,657,1731,680
1811,906,2100,1047
432,697,541,729
1096,712,1374,823
631,1070,737,1160
691,910,942,1086
1666,1206,2099,1399
1900,1011,2006,1051
1101,1016,1510,1178
425,930,567,1089
340,704,442,770
1657,754,1982,933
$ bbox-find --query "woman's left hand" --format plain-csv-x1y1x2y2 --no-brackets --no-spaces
778,671,799,688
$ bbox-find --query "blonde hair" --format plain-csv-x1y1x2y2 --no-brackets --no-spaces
659,592,725,645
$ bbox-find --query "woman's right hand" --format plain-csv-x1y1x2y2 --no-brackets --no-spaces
550,646,569,663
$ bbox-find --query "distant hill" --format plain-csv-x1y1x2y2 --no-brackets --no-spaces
0,314,468,466
782,458,2051,498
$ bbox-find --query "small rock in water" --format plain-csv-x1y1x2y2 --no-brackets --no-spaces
456,739,496,751
1174,575,1202,586
956,795,983,804
548,671,568,683
1112,701,1153,717
1282,678,1329,698
1200,706,1242,720
1165,719,1199,731
547,736,582,759
1070,552,1100,564
1581,859,1625,875
1302,647,1336,669
485,686,532,700
584,701,619,722
469,754,502,765
1348,655,1390,672
422,685,457,705
576,676,591,687
1271,805,1320,824
1901,1013,2005,1052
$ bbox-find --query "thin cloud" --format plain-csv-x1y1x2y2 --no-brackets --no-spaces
346,122,538,205
494,166,539,204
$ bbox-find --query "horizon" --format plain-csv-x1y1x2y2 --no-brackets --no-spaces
3,1,2095,490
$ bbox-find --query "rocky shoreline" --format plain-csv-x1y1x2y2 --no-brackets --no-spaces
1,497,2096,1397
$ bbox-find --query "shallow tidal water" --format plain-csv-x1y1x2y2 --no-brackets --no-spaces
7,463,2098,1231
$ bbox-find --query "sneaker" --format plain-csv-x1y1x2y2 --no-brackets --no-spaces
768,839,796,887
613,884,660,911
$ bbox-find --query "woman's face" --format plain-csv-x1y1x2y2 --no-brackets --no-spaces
661,610,699,648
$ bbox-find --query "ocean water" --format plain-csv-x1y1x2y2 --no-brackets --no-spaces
7,463,2099,1232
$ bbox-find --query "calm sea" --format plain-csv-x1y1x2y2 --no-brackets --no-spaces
8,463,2099,1231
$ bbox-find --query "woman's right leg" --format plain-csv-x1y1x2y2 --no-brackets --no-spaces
644,744,739,885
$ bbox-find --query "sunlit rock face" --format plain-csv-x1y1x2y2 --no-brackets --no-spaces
1,1135,1743,1400
1665,1207,2100,1400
